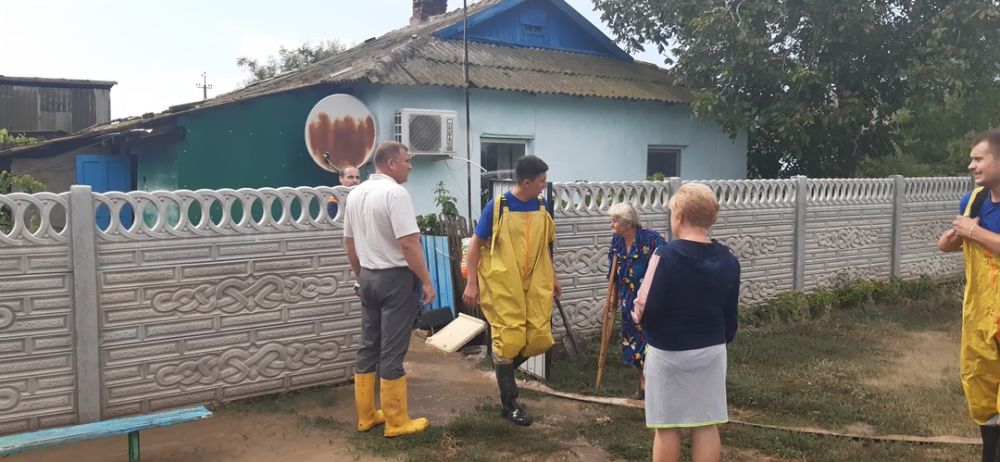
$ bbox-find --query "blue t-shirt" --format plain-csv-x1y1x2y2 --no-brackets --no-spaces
474,191,545,239
959,190,1000,234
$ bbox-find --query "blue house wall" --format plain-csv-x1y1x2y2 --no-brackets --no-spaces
356,83,747,219
435,0,632,59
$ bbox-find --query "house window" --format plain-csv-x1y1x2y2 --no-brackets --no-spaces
522,24,544,35
482,138,527,179
647,146,681,178
481,138,528,206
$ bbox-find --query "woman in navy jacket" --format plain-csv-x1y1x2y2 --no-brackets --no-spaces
633,183,740,462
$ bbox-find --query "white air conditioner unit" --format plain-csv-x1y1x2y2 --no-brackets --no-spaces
394,108,457,155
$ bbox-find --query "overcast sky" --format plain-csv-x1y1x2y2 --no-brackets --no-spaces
2,0,668,120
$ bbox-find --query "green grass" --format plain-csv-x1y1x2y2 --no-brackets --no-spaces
545,279,980,461
348,403,576,462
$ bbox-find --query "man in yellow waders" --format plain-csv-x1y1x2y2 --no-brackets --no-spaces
939,129,1000,461
463,155,561,426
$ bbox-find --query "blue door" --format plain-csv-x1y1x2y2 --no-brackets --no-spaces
76,155,134,230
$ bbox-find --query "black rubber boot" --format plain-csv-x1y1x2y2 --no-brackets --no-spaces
981,425,1000,462
495,363,532,426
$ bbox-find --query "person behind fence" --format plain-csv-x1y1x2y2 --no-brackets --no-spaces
937,128,1000,462
343,141,435,438
328,165,361,218
461,155,560,427
632,183,740,462
606,201,666,400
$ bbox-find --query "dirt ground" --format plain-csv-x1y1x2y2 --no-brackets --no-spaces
8,329,958,461
865,330,959,390
5,336,616,462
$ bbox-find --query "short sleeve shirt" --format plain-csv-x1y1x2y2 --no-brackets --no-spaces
343,173,420,269
959,190,1000,234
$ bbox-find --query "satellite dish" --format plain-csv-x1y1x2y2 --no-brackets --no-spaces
304,94,377,172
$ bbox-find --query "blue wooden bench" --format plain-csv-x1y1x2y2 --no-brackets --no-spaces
0,406,212,462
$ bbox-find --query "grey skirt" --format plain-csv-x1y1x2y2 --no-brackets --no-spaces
644,343,728,428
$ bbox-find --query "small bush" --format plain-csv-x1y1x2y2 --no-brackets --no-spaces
900,275,937,299
834,279,877,308
871,280,905,304
805,289,837,317
770,291,811,323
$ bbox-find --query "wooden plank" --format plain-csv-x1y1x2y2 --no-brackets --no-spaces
426,313,487,353
0,406,212,456
421,235,456,315
420,235,438,310
432,236,455,315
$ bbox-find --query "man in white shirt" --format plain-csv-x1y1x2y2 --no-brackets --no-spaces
343,141,435,438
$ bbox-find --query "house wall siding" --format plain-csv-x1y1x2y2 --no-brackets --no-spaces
128,83,745,224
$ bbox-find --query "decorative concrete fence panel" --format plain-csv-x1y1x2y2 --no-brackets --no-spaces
802,179,896,290
898,177,969,279
0,185,356,433
0,176,971,434
550,176,970,337
0,192,76,434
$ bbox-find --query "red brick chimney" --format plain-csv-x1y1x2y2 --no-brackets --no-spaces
411,0,448,26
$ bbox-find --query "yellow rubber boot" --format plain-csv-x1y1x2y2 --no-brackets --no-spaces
354,372,385,432
380,376,429,437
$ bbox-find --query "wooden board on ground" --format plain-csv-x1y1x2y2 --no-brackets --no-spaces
426,313,487,353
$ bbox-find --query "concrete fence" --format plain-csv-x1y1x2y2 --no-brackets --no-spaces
548,176,969,335
0,176,969,434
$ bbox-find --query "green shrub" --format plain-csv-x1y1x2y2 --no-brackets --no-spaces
900,275,937,299
871,280,905,304
805,289,837,317
769,291,811,323
834,279,877,308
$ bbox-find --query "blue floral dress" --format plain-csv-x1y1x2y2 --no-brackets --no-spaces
608,227,667,367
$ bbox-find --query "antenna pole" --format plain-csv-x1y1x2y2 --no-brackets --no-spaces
463,0,473,232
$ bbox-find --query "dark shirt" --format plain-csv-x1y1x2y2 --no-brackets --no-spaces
641,239,741,351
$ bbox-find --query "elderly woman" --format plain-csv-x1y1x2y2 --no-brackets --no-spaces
607,201,666,400
633,183,740,462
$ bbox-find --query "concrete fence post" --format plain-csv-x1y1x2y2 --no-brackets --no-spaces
667,177,683,241
793,176,808,291
889,175,905,279
69,185,101,423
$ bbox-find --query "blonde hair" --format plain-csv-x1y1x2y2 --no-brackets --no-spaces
668,183,719,228
608,202,641,229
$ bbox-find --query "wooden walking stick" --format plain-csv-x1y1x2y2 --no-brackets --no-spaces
595,257,619,389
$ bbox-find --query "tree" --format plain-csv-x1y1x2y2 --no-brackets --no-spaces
0,171,45,233
594,0,1000,178
237,40,347,84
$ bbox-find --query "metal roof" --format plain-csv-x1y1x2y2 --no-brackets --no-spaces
0,75,117,89
3,0,691,156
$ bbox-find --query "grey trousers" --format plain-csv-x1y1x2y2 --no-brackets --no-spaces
356,267,419,380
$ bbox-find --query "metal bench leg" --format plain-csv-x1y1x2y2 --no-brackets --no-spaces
128,431,139,462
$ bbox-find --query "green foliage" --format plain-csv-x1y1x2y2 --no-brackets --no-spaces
740,278,949,327
418,182,459,235
433,181,460,218
0,171,44,194
0,129,37,149
594,0,1000,178
834,279,879,308
0,171,46,233
416,213,441,235
237,40,346,84
646,172,667,181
